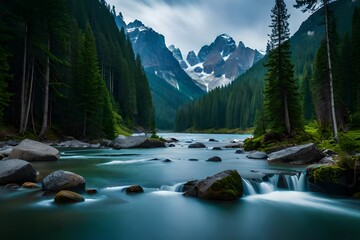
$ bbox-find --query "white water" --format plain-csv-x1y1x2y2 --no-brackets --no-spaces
243,173,307,196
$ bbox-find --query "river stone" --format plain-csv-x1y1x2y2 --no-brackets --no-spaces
247,152,268,159
125,185,144,194
22,182,39,188
184,170,243,201
0,147,12,157
212,147,222,151
42,170,86,193
111,135,148,149
268,143,325,165
54,190,85,204
206,156,222,162
9,139,59,162
0,159,37,185
235,149,244,154
188,142,206,148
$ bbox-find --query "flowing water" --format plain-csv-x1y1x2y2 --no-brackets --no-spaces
0,133,359,240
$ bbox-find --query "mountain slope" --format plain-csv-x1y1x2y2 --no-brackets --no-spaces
176,0,360,131
115,17,204,129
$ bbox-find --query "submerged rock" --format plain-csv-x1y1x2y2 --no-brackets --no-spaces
163,159,172,163
0,159,37,185
183,170,243,201
212,147,222,151
125,185,144,194
9,139,59,162
188,142,206,148
86,189,99,195
54,190,85,204
209,139,219,142
42,170,86,193
206,156,222,162
235,149,244,154
268,143,325,165
247,151,268,159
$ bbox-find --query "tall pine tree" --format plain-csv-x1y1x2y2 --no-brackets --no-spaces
263,0,303,135
295,0,338,141
352,7,360,112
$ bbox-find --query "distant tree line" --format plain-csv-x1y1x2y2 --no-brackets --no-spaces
0,0,154,139
175,1,360,137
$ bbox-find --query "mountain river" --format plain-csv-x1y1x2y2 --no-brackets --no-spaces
0,133,359,240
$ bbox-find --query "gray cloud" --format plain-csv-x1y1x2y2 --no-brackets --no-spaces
107,0,310,54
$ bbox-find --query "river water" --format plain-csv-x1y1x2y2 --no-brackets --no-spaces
0,133,359,240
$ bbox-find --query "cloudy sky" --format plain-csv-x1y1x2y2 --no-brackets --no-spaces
107,0,310,54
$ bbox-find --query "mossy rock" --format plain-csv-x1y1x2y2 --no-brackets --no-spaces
309,165,345,184
184,170,243,201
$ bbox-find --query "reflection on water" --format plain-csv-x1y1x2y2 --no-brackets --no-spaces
0,133,359,240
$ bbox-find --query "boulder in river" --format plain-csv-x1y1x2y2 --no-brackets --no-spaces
206,156,222,162
188,142,206,148
247,151,268,159
235,149,244,154
268,143,325,165
9,139,59,162
183,170,243,201
135,139,166,148
111,135,148,149
0,159,37,185
57,139,90,148
42,170,85,193
54,190,85,204
125,185,144,194
212,147,222,151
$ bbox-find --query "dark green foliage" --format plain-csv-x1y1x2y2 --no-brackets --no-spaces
0,0,155,138
263,0,303,135
0,6,12,125
301,67,315,121
352,8,360,111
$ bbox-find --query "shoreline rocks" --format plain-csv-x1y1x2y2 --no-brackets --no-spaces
0,159,37,185
268,143,325,165
247,151,268,160
9,139,60,162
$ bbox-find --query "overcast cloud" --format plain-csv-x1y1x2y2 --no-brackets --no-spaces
107,0,310,54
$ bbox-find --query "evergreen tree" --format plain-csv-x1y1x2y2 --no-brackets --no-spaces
263,0,303,135
295,0,338,140
301,66,315,121
0,6,11,125
352,8,360,112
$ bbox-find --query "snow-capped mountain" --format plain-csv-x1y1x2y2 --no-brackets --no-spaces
170,34,264,91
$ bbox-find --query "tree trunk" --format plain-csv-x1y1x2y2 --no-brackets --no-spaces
23,57,34,133
324,1,338,142
39,38,50,139
19,22,28,134
284,90,291,134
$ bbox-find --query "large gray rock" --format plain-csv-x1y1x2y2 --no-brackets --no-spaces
0,159,37,185
247,151,268,159
42,170,85,193
110,135,148,149
268,143,325,165
9,139,59,162
183,170,243,201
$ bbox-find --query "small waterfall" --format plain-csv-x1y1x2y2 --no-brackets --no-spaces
242,172,306,196
242,179,257,195
160,182,185,192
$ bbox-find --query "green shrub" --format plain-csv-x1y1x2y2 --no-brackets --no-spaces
339,133,360,154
